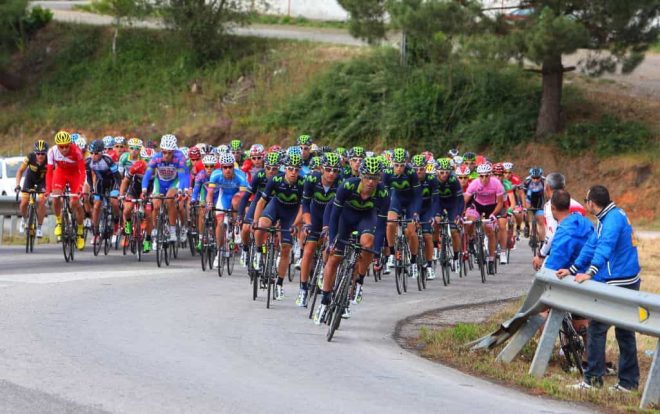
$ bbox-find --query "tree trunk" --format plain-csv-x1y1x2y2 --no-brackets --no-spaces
535,54,563,137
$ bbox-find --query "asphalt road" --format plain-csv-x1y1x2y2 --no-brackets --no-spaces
0,241,593,414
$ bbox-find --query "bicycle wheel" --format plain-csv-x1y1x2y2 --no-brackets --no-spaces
477,235,486,283
287,249,295,282
265,247,274,309
227,248,235,275
252,266,259,300
62,211,71,262
217,247,225,277
200,239,208,271
163,241,170,266
156,219,164,268
172,233,179,259
26,206,35,253
103,233,110,255
394,256,404,295
327,271,350,342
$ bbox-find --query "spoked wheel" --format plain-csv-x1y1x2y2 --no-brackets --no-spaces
441,245,451,286
136,237,143,262
156,223,164,268
265,249,273,309
395,260,404,295
217,248,225,277
188,232,197,256
227,249,235,275
287,249,295,282
477,238,486,283
251,269,258,300
26,209,35,253
164,242,171,266
93,234,101,256
416,262,424,291
103,235,111,256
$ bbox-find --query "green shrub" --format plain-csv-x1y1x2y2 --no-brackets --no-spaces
267,50,541,154
23,6,53,36
557,115,653,156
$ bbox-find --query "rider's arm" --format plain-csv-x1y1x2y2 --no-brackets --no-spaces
176,154,191,191
301,174,314,215
15,159,28,189
119,175,130,197
328,186,347,243
141,159,156,192
77,154,86,193
253,197,267,224
409,169,422,216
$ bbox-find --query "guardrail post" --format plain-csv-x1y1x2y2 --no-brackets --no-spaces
9,214,17,237
497,315,544,363
0,215,4,245
641,339,660,409
529,308,564,378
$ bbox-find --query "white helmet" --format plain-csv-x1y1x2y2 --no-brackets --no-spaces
453,155,464,166
202,154,217,166
218,152,235,166
179,146,189,158
217,144,229,154
502,162,514,171
114,136,126,145
74,136,87,150
160,134,178,151
476,163,492,175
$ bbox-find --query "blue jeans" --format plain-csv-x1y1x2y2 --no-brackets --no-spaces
584,280,640,389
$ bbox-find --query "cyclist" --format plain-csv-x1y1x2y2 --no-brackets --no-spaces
523,167,546,242
435,158,464,272
345,146,365,179
463,151,478,180
45,131,87,250
384,148,422,278
314,157,389,324
102,136,118,162
229,139,245,166
297,134,313,166
15,140,49,237
252,153,305,301
463,163,505,275
87,139,122,247
503,162,524,238
74,135,89,158
113,136,127,159
119,159,153,252
206,152,248,268
191,154,218,251
142,134,191,244
240,144,265,182
237,151,281,265
410,155,439,280
118,138,143,176
493,163,515,264
297,152,342,307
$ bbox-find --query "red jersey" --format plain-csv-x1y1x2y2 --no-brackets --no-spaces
46,144,86,193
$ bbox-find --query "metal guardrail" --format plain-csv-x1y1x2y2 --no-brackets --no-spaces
0,195,20,216
0,195,58,244
470,268,660,409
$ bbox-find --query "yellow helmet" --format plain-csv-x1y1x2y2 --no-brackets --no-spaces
54,131,72,145
127,138,143,147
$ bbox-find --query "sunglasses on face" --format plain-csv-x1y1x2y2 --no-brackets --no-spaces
204,165,214,169
114,145,125,149
479,174,490,178
162,150,173,155
92,152,103,155
251,156,263,161
266,166,280,172
458,176,468,180
324,167,340,174
222,165,233,170
363,174,380,181
129,146,141,151
413,167,426,172
35,152,46,156
393,163,406,168
286,166,300,172
532,176,541,180
57,144,70,150
350,157,363,163
438,171,450,174
300,146,310,151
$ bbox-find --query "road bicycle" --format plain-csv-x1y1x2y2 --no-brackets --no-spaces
415,225,427,291
558,313,585,374
388,217,415,295
462,216,495,283
17,185,43,253
92,193,116,257
187,202,200,256
51,184,77,262
214,208,238,277
253,226,279,309
437,215,455,286
124,197,147,261
200,208,217,272
525,207,543,256
325,231,377,342
153,195,177,268
305,231,327,317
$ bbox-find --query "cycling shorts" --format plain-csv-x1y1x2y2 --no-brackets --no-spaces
261,198,298,245
306,201,328,242
332,209,377,256
242,199,258,225
21,175,45,193
153,178,179,196
389,193,414,218
51,168,84,196
93,179,115,201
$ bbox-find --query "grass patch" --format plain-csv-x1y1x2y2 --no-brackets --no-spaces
249,13,349,30
0,22,360,153
415,242,660,413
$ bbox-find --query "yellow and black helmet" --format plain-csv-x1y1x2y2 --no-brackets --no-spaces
33,140,49,153
54,130,72,145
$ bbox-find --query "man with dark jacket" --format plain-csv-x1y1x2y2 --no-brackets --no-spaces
557,185,641,392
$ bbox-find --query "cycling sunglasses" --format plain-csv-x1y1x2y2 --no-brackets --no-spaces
222,165,233,170
251,156,263,161
479,174,490,178
363,174,380,181
57,144,71,150
300,146,310,151
204,165,215,169
350,157,363,163
35,152,47,156
285,166,300,172
392,163,406,168
161,150,174,155
265,166,280,172
129,146,141,151
324,167,340,174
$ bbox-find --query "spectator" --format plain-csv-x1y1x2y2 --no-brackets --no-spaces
532,172,585,271
557,185,641,392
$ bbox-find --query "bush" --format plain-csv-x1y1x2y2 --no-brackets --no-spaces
23,6,53,36
267,49,541,154
557,115,653,156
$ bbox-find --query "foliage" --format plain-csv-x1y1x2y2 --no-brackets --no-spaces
248,13,348,30
267,49,540,154
556,115,654,157
158,0,267,65
86,0,151,60
0,0,51,66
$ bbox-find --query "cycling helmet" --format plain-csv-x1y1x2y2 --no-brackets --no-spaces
296,134,312,146
140,147,154,159
114,136,126,145
448,148,460,158
188,146,201,161
146,140,157,149
202,154,217,166
476,163,493,175
455,165,471,177
129,160,148,176
365,151,375,158
309,156,322,170
492,163,505,175
359,156,383,176
336,147,347,157
230,139,242,151
502,162,514,172
160,134,178,150
70,133,80,142
265,151,280,167
348,146,366,159
287,146,302,157
320,145,332,154
216,145,228,154
54,131,72,145
33,140,49,153
74,136,87,151
218,152,235,166
127,138,142,148
392,148,408,164
89,139,105,153
284,153,303,167
249,144,265,157
529,167,543,178
310,143,319,154
463,151,476,162
322,152,341,168
179,146,189,158
202,143,215,155
453,155,464,166
268,145,282,154
411,154,426,168
436,158,453,171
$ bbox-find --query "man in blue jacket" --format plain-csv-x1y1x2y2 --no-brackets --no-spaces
557,185,641,392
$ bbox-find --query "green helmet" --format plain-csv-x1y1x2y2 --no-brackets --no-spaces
359,156,383,176
265,151,280,167
322,152,341,168
411,154,426,168
436,157,453,171
284,153,302,167
230,139,242,151
297,134,312,146
348,146,365,159
309,156,322,169
336,147,347,157
463,151,476,162
392,148,408,164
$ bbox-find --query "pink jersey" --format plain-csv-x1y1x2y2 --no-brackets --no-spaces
466,177,505,206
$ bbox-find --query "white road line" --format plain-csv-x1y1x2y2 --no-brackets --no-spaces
0,269,159,284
